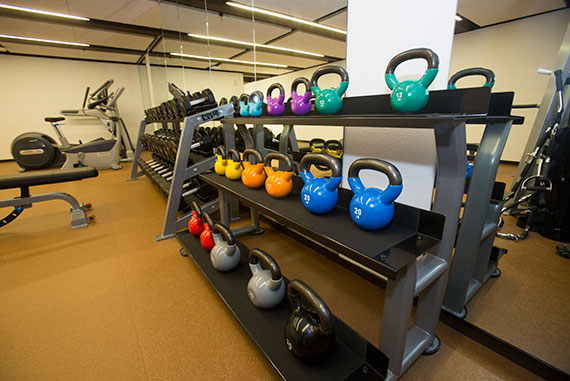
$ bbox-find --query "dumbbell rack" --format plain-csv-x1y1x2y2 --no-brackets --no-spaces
128,104,235,240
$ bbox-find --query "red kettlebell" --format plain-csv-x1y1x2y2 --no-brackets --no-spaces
200,212,215,251
188,201,204,236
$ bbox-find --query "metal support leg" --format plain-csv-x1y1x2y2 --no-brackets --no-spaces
128,120,148,181
253,124,266,155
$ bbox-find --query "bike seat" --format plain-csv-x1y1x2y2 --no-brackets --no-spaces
45,117,65,123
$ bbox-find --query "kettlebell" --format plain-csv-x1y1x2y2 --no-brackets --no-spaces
225,148,243,181
266,83,285,116
188,201,204,236
309,138,325,153
200,212,215,251
239,93,250,117
448,67,495,89
214,145,227,175
264,152,294,198
385,48,439,113
284,279,335,363
248,91,264,117
241,149,266,188
311,65,349,115
247,249,285,309
290,77,312,115
348,158,403,230
210,223,240,272
299,153,342,215
324,140,343,159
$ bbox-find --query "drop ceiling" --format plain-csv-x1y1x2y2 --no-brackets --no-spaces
0,0,567,82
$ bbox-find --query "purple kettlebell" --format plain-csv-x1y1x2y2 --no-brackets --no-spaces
290,77,312,115
266,83,285,116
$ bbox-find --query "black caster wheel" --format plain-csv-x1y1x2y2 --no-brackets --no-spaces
180,248,188,257
249,227,265,236
86,214,95,222
491,268,502,278
423,336,440,356
82,202,93,211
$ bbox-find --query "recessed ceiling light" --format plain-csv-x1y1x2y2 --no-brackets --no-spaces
188,33,325,58
0,3,89,21
170,52,287,68
455,15,463,21
0,34,89,47
226,2,346,35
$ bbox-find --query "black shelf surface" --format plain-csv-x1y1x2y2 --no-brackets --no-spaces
176,230,389,381
200,173,444,280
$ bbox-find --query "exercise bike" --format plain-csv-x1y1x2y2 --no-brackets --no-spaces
11,79,134,171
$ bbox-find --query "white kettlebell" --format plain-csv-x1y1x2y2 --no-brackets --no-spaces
247,248,285,309
210,223,240,272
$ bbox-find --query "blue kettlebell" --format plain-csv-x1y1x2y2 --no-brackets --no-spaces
239,93,250,117
249,91,264,117
348,158,403,230
311,65,349,115
300,153,342,214
385,48,439,113
448,67,495,90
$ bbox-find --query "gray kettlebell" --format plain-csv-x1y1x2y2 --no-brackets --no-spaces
210,223,240,272
247,249,285,309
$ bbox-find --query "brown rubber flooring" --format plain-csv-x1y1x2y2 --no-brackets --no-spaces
0,159,551,380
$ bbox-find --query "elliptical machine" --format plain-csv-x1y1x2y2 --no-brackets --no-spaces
11,79,133,171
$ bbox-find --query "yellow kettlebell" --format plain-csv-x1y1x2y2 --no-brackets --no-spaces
225,148,243,180
214,146,227,175
241,149,266,188
324,139,343,159
309,138,325,153
264,152,294,198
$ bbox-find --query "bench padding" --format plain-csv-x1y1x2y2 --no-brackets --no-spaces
0,167,98,190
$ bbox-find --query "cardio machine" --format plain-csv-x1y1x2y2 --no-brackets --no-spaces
11,79,134,171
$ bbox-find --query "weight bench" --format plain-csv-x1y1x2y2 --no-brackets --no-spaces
0,167,98,229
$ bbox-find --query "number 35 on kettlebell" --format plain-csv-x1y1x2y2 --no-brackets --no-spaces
385,48,439,113
348,158,403,230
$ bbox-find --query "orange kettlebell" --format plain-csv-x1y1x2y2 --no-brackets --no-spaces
241,149,266,188
264,152,294,198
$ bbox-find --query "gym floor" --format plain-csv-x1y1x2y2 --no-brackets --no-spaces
0,159,559,380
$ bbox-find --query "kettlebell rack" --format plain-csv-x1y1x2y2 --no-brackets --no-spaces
128,103,235,241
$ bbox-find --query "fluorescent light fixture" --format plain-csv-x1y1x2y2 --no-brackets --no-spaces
188,33,325,58
170,52,287,68
455,15,463,21
0,34,89,47
0,3,89,21
226,1,346,35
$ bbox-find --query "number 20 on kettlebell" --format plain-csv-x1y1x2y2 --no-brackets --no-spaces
348,158,403,230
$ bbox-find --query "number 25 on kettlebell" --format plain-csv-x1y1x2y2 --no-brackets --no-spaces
385,48,439,113
348,158,403,230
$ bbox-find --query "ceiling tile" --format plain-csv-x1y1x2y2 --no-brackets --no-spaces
148,56,211,69
321,10,347,29
154,38,244,58
0,16,77,42
273,31,346,58
457,0,565,26
72,29,153,50
76,51,138,63
237,50,323,69
230,0,347,21
1,0,70,14
216,63,290,76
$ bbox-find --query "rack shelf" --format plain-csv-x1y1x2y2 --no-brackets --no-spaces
176,230,389,381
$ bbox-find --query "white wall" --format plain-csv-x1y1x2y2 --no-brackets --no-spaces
0,55,244,160
450,9,570,161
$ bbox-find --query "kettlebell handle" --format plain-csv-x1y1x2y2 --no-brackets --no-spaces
264,152,293,172
250,90,264,104
239,93,249,104
299,153,342,178
288,279,334,333
214,145,226,158
348,158,402,186
242,149,263,165
211,223,236,246
227,148,241,162
229,95,239,108
309,138,325,150
190,201,202,219
203,211,214,228
291,77,311,94
385,48,439,76
248,249,282,280
310,65,349,89
267,83,285,99
448,67,495,89
218,97,228,106
325,139,342,151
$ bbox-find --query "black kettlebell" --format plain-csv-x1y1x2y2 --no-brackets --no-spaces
284,279,335,363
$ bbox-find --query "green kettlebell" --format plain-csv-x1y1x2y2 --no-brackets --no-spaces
448,67,495,89
311,65,349,115
385,48,439,113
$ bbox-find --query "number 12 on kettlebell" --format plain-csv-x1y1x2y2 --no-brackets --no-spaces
348,158,403,230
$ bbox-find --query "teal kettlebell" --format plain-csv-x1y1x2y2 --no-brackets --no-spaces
239,93,250,117
249,91,264,117
311,65,349,115
448,67,495,89
385,48,439,113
